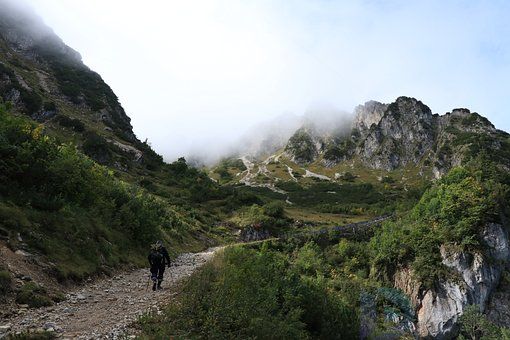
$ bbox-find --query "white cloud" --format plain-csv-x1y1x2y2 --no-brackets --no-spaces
22,0,510,161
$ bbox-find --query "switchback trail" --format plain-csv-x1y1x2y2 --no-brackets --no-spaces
2,247,221,339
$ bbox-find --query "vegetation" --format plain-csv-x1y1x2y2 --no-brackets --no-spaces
55,115,85,132
233,201,290,234
0,268,12,299
140,245,359,339
323,138,355,162
369,162,510,286
0,103,211,280
458,305,510,340
9,332,56,340
15,282,54,308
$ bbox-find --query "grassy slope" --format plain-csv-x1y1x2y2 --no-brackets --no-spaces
140,160,510,339
0,105,227,283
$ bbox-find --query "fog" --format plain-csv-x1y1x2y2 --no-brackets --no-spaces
186,106,353,166
12,1,510,163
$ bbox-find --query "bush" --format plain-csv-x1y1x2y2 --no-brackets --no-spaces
56,115,85,132
263,201,286,218
369,165,509,286
340,172,356,182
458,305,505,340
140,246,358,339
82,131,112,164
16,282,53,308
0,269,12,298
43,101,57,112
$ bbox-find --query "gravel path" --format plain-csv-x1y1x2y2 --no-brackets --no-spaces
1,247,221,339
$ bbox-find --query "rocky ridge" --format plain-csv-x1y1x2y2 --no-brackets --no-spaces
284,96,509,178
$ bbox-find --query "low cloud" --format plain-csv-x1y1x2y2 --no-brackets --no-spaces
13,0,510,165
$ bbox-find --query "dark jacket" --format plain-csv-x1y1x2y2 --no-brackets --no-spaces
148,246,171,267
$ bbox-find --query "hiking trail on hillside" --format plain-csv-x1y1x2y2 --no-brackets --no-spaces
1,247,221,339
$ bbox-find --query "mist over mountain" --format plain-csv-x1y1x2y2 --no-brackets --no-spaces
19,0,510,164
188,107,353,166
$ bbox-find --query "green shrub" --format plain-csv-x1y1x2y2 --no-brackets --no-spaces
82,131,112,164
340,171,357,182
140,246,358,339
458,305,504,340
56,115,85,132
43,101,57,112
263,200,286,218
16,282,53,308
0,269,12,297
9,331,56,340
369,165,509,286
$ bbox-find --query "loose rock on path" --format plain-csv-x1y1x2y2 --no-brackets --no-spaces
2,247,221,339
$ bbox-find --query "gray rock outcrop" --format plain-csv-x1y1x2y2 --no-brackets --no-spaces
283,96,509,177
394,223,509,339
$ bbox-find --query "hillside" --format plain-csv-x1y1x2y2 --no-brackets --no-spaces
213,97,509,185
210,97,510,222
1,2,510,339
0,1,245,320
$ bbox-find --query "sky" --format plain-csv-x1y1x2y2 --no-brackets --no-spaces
21,0,510,161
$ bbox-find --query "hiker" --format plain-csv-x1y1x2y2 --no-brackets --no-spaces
148,240,171,291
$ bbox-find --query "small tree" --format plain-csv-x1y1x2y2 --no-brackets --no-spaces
458,305,501,340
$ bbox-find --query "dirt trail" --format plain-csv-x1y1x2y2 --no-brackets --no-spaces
1,247,221,339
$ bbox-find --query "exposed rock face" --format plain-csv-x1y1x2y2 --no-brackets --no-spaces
357,97,436,171
394,223,509,339
239,226,270,242
283,96,509,177
0,1,82,63
353,100,388,137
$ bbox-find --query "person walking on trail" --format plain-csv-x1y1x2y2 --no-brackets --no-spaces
148,240,171,291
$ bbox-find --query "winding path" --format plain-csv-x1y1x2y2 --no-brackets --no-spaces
2,247,221,339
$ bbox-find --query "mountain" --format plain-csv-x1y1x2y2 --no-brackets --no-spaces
0,1,236,305
212,96,510,189
0,1,163,172
1,2,509,339
290,96,508,176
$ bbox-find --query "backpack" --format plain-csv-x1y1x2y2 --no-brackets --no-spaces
149,249,164,266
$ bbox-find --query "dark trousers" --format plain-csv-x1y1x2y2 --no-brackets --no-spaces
150,265,165,282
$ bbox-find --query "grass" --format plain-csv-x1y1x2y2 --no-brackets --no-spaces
285,207,371,227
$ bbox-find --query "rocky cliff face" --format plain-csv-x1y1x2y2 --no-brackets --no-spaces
357,97,436,170
394,223,510,339
283,96,509,177
353,100,388,138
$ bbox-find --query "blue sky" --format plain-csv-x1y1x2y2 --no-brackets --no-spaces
23,0,510,160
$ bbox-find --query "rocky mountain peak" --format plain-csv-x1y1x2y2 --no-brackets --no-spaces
282,96,508,176
353,100,387,133
386,96,432,117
